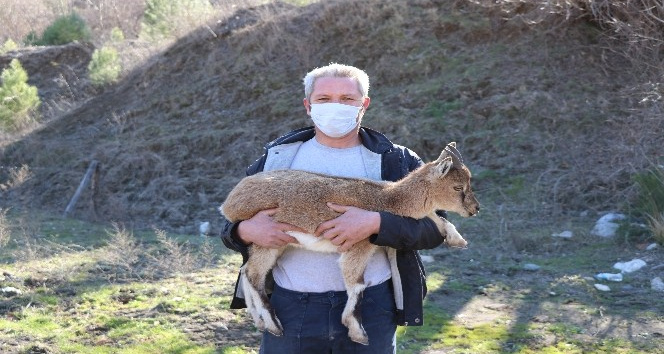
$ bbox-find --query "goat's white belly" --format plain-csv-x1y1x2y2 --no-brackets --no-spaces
286,231,339,253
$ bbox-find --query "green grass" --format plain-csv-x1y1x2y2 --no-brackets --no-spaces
1,210,662,353
0,211,246,353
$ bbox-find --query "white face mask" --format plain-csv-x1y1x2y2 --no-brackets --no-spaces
310,103,362,138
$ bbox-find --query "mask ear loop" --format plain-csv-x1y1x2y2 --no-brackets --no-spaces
355,103,365,123
358,99,369,120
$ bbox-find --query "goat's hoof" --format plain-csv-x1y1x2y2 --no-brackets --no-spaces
448,241,467,248
264,320,284,337
266,327,283,337
348,327,369,346
350,333,369,346
445,237,467,248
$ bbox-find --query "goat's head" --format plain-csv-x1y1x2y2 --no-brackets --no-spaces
428,142,480,217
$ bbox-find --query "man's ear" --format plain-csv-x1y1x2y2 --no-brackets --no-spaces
303,98,311,116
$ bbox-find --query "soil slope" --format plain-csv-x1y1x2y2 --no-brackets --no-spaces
0,0,662,234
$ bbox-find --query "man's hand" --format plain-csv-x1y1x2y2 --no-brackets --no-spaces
237,208,301,248
315,203,381,252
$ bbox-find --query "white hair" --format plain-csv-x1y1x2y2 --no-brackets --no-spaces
303,63,370,100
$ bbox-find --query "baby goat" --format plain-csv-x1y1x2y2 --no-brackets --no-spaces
221,142,479,345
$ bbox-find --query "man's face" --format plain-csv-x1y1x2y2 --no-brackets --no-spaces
304,77,370,116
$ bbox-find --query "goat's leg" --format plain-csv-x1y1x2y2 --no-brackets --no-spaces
426,213,467,248
339,241,376,345
243,246,284,336
239,266,264,330
442,219,467,248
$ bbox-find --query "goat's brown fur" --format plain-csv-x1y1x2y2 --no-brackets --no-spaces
221,142,479,345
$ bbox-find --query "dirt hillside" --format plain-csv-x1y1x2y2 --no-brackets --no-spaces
0,0,662,235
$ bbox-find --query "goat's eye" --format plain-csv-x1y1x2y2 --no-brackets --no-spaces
453,186,463,192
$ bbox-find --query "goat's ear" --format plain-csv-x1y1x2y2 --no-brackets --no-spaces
434,156,453,178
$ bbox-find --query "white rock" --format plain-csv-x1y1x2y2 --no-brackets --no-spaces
590,213,626,238
646,243,659,251
613,259,647,273
523,263,541,271
1,287,22,297
595,273,623,282
199,221,210,237
652,277,664,292
551,230,573,238
594,284,611,292
420,255,434,263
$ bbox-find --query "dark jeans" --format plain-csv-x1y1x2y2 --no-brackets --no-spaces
259,280,397,354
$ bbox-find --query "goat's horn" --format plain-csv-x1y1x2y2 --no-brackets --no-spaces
445,142,464,167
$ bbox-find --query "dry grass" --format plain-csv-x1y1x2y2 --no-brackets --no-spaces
470,0,664,74
0,0,662,235
648,213,664,245
98,222,143,280
95,222,218,282
0,0,288,45
0,0,146,44
0,208,9,247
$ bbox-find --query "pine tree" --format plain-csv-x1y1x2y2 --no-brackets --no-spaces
0,59,40,131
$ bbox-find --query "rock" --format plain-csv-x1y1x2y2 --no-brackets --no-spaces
523,263,540,271
646,243,659,251
420,255,434,263
1,286,22,297
552,230,573,238
652,277,664,292
199,221,210,237
590,213,626,237
613,259,647,273
594,284,611,292
595,273,623,282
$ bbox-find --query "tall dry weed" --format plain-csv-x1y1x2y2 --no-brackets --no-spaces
152,228,195,274
0,208,10,247
97,224,215,281
148,228,213,276
99,222,142,280
9,213,47,261
648,213,664,245
6,165,32,189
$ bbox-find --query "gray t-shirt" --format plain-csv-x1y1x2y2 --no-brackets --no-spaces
271,138,392,292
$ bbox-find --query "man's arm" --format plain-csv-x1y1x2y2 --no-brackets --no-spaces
371,212,445,250
235,209,299,248
221,208,300,256
315,203,445,252
220,218,249,258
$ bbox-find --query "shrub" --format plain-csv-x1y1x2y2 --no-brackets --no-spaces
0,39,18,54
38,13,91,46
140,0,214,40
110,27,125,42
633,166,664,244
88,46,121,86
24,31,40,46
0,59,40,131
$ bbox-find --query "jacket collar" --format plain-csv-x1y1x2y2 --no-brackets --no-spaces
265,126,395,154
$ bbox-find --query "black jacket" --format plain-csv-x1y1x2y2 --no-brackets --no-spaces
221,126,445,326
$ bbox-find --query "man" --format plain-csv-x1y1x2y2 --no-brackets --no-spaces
221,63,446,353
